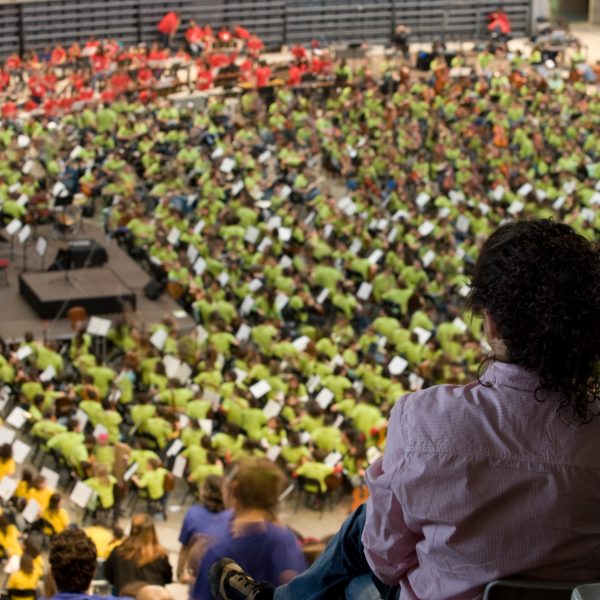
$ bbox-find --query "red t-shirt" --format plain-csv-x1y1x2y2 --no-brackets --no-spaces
91,54,109,72
158,12,179,36
255,65,272,88
291,45,307,60
288,64,303,86
196,69,213,91
218,29,233,43
5,55,21,70
2,102,16,117
234,26,251,40
137,67,153,86
247,36,264,54
51,46,67,65
186,25,204,44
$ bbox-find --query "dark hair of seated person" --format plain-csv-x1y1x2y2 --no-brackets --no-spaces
467,219,600,424
49,528,97,593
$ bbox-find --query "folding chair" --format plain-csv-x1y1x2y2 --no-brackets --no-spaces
483,577,585,600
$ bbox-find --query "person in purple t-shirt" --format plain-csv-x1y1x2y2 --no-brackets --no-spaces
209,219,600,600
178,475,233,583
191,458,306,600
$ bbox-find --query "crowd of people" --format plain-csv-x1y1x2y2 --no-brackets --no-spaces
0,11,597,600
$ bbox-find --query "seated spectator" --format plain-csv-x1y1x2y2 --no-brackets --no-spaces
191,458,306,600
178,475,232,583
104,513,172,594
47,528,123,600
7,552,42,600
41,493,70,535
0,514,21,558
0,443,16,479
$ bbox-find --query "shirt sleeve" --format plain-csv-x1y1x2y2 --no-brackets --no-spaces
361,397,419,585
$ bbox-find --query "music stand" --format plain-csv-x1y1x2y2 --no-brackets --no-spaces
35,236,48,271
17,224,31,272
4,219,22,261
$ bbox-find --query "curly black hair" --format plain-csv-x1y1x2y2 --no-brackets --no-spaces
467,219,600,424
49,528,97,593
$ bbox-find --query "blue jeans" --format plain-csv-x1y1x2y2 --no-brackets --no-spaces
274,505,398,600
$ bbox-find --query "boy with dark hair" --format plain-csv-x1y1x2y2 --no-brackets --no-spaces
49,528,122,600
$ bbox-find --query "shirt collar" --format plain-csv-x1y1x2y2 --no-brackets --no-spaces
479,360,541,392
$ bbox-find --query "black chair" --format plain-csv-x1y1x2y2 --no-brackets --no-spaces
483,578,588,600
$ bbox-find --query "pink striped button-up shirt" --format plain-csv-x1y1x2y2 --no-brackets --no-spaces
362,361,600,599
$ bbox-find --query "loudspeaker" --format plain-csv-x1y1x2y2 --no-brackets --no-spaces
144,280,164,300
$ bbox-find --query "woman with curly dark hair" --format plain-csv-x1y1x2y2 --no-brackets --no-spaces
467,218,600,424
210,219,600,600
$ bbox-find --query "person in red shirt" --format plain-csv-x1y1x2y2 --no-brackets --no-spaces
0,70,9,92
157,11,180,48
51,44,67,66
195,64,213,91
137,66,154,87
68,42,81,63
287,63,305,87
110,71,132,96
254,61,272,88
234,25,251,40
291,45,307,61
217,27,233,44
246,35,264,56
5,54,21,71
185,20,205,55
208,53,230,70
2,102,16,119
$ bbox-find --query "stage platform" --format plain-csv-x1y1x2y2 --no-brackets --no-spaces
0,221,195,343
19,268,136,319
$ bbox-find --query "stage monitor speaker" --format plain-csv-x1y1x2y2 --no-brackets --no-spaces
144,280,164,300
48,239,108,271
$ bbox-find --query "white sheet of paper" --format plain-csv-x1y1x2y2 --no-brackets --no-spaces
16,345,32,361
257,237,272,253
40,467,59,491
317,288,329,304
292,336,310,352
508,200,524,215
39,365,56,382
166,227,180,247
315,388,334,410
87,316,111,337
324,451,342,467
553,196,565,211
31,236,46,260
491,185,505,201
267,215,282,230
517,183,533,197
217,272,229,287
4,554,20,574
194,256,207,275
536,189,547,202
176,363,192,384
70,481,95,509
581,208,596,222
306,375,320,394
278,227,292,242
196,325,208,344
456,215,470,233
248,278,263,293
124,462,139,482
18,224,31,244
178,414,190,430
279,185,292,199
211,147,224,160
563,181,576,195
186,246,199,267
231,180,244,196
5,219,22,236
75,408,88,431
357,282,372,301
387,227,398,243
409,373,425,391
590,192,600,206
240,296,255,316
422,250,436,268
7,407,28,429
202,388,220,406
418,221,435,237
349,239,362,255
22,498,40,523
163,355,181,379
459,284,471,298
93,424,108,440
452,317,468,333
368,249,383,264
416,192,431,208
235,369,247,384
258,150,271,164
244,226,260,244
388,356,409,376
220,158,236,174
367,446,382,465
392,210,409,221
263,400,282,419
167,439,183,457
250,380,271,399
150,328,168,351
193,220,206,235
199,419,213,435
267,446,281,462
0,476,17,501
172,455,187,478
449,190,465,203
275,293,289,312
236,323,251,342
413,327,432,345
